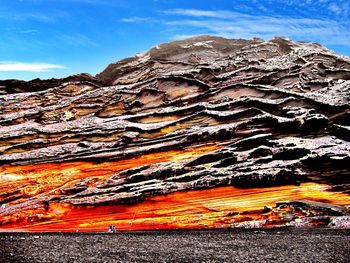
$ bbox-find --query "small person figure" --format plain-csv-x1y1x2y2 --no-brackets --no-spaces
108,224,116,233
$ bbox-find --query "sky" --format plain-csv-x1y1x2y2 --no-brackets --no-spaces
0,0,349,80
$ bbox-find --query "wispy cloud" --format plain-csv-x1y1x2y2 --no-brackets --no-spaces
0,13,53,22
328,2,350,16
248,0,349,17
57,34,100,47
17,0,123,6
0,62,65,72
162,9,248,19
121,17,158,23
157,8,350,46
19,29,39,34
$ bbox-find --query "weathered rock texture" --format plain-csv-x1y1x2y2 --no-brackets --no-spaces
0,36,349,231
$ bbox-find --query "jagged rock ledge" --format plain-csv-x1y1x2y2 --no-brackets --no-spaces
0,36,349,230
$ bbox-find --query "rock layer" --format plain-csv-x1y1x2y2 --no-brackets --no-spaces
0,36,349,231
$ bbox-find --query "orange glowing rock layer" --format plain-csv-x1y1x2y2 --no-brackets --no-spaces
1,183,349,232
0,144,221,206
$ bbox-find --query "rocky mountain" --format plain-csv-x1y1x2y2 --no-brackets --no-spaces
0,35,349,231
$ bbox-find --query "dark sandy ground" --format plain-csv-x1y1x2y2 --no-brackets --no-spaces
0,229,349,263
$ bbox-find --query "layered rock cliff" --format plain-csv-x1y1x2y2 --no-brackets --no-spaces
0,36,349,231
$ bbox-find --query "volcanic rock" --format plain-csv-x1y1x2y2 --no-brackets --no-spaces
0,35,349,231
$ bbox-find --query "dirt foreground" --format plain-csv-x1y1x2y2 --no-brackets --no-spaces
0,229,349,263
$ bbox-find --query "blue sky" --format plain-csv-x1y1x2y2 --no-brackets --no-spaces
0,0,349,80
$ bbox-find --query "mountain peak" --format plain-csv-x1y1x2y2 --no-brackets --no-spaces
96,35,335,86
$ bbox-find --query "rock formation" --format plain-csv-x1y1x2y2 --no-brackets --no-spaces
0,35,349,231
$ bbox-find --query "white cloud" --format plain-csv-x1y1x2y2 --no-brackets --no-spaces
18,0,122,6
0,13,53,22
328,1,350,16
57,34,100,47
162,9,248,19
0,62,66,72
19,29,39,34
121,17,157,23
328,3,342,15
161,9,350,46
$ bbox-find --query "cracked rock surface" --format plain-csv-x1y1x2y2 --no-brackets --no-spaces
0,35,349,230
